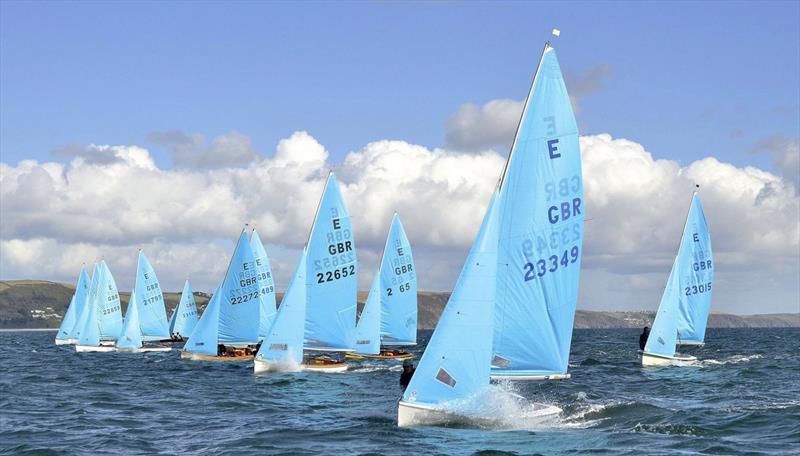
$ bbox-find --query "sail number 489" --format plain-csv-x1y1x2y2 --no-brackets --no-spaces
523,246,579,281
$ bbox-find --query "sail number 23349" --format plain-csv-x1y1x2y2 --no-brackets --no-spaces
523,245,580,281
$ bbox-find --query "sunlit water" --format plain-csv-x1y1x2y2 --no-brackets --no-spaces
1,328,798,455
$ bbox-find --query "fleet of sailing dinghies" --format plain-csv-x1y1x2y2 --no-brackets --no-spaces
641,191,713,366
55,265,90,345
255,172,356,373
168,280,199,340
182,230,262,361
250,228,278,340
348,213,417,360
399,41,581,426
75,261,123,353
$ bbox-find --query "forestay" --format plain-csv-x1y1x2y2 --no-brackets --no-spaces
168,280,199,338
492,44,583,379
380,214,417,346
134,251,170,340
250,229,277,339
675,193,714,344
401,191,499,407
304,173,357,351
256,248,308,367
117,290,144,350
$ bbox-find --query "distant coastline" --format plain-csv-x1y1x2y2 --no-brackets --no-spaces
2,279,798,330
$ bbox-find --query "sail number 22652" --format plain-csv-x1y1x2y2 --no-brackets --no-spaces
523,245,579,281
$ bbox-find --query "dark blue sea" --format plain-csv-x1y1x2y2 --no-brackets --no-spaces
1,328,798,455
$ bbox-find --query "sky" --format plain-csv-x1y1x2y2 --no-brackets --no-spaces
1,1,798,314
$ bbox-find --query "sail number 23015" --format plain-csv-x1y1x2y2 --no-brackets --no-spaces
523,245,579,281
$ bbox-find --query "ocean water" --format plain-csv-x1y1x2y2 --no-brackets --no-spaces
1,328,798,455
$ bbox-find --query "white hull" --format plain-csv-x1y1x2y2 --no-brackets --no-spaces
117,346,172,353
676,341,705,347
641,351,697,366
253,358,301,374
301,363,348,373
99,340,116,347
55,338,76,346
490,373,571,381
75,345,116,353
398,401,469,427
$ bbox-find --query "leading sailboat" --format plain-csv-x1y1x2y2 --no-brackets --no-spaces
399,38,579,426
641,190,713,366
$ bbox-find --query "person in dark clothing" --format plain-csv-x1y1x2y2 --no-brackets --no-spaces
639,326,650,351
400,360,415,392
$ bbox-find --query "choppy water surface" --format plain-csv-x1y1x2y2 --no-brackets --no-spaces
1,328,798,455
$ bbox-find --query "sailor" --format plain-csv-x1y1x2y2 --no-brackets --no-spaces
639,326,650,350
400,360,415,392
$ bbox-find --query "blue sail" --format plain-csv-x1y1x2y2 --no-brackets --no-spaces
183,285,221,356
117,290,143,350
217,230,261,345
169,280,199,339
492,44,583,379
304,173,357,351
77,283,101,347
402,191,499,406
256,248,308,366
645,262,680,358
250,229,277,339
97,261,123,340
676,193,714,344
57,265,90,341
354,274,382,355
380,214,417,346
73,263,99,341
134,251,170,340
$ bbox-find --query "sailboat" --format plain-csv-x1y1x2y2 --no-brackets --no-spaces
116,289,172,353
250,228,278,339
55,264,90,345
181,229,262,361
641,190,713,366
398,38,577,426
168,280,199,340
254,172,356,373
303,172,358,371
72,263,99,344
348,213,417,361
75,260,123,353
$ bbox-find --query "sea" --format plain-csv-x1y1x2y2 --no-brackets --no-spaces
1,328,798,455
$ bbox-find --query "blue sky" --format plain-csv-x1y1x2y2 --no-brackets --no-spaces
2,1,798,172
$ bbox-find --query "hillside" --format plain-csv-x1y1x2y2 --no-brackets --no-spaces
0,280,797,329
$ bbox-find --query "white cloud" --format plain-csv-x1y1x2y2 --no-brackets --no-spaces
1,131,798,313
149,129,261,169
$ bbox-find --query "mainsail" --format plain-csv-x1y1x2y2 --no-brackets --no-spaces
73,263,99,341
675,193,714,344
250,228,277,339
183,285,221,356
255,248,308,367
401,191,499,408
645,263,681,358
168,280,199,338
304,173,357,351
492,43,583,379
134,251,170,340
117,290,144,350
56,264,90,342
380,214,417,346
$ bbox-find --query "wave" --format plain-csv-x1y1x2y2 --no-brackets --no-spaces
699,354,762,366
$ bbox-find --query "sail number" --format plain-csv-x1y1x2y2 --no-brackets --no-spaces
523,246,580,281
230,291,259,305
685,282,712,296
386,282,412,296
316,265,356,284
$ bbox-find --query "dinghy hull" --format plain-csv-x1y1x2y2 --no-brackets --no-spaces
117,347,172,353
676,341,705,347
75,345,116,353
301,362,348,373
55,338,76,346
180,351,254,361
641,351,697,366
345,351,412,361
490,372,570,381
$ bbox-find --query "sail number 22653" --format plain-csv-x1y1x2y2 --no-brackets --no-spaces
523,245,579,281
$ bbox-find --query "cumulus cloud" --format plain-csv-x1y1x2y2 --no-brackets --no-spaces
149,129,261,169
1,131,798,313
749,134,799,191
445,64,612,151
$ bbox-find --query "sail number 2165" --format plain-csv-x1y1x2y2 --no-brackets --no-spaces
523,245,579,281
